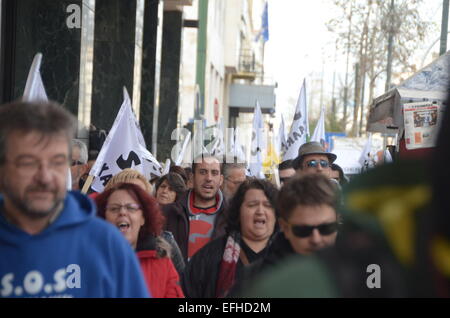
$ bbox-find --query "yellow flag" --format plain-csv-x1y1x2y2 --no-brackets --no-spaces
263,135,281,175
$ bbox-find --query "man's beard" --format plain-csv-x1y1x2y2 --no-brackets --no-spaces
3,184,65,219
196,188,217,202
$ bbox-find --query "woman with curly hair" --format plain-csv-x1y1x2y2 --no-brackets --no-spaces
181,178,279,298
95,182,184,298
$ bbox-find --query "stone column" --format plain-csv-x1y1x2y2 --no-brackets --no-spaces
8,0,82,114
91,0,137,131
157,10,183,161
139,0,163,155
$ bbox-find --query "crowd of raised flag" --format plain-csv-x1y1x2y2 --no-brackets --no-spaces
0,52,420,299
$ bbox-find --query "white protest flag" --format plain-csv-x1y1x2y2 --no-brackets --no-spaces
121,88,161,177
248,101,265,179
225,127,246,163
161,159,171,175
283,79,309,161
358,133,373,167
278,114,287,156
89,87,161,192
311,106,326,148
233,128,247,163
23,53,48,102
23,53,73,190
210,119,225,157
175,131,191,166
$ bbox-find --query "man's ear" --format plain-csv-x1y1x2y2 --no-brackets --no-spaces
278,217,288,233
219,174,224,187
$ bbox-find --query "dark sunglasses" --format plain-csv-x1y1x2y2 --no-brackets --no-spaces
289,222,338,238
71,160,84,166
306,159,330,169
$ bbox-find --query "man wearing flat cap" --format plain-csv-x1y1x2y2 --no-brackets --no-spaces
292,141,337,178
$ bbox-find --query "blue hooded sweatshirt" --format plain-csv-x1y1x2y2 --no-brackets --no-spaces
0,191,150,298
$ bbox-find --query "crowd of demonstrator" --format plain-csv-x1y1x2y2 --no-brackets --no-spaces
1,99,449,298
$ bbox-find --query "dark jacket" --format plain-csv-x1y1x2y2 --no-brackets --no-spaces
162,189,228,261
253,231,296,273
230,231,294,296
181,236,227,298
181,234,270,298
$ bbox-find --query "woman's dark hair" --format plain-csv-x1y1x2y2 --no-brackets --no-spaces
154,172,188,201
169,165,189,184
278,174,339,221
225,178,279,234
95,183,165,246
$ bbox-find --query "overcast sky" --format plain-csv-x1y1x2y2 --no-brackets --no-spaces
265,0,444,127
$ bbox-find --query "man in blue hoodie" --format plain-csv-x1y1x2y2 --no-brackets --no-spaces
0,100,150,298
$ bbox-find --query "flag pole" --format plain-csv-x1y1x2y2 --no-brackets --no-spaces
81,175,94,194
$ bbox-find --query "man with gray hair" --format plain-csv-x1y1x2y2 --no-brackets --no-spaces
70,139,88,190
0,100,149,297
221,161,247,200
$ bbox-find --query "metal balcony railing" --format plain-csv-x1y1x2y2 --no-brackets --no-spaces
238,49,256,73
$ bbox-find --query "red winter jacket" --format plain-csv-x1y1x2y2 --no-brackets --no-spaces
137,250,184,298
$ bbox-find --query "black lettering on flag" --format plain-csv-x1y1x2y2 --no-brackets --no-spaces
116,151,141,170
287,136,294,147
251,147,261,156
98,163,109,177
294,111,302,121
100,174,113,186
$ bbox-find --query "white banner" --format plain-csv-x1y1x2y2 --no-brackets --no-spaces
283,79,309,161
89,87,161,192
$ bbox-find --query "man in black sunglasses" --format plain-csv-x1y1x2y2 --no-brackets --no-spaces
234,174,339,293
277,174,339,255
292,141,337,178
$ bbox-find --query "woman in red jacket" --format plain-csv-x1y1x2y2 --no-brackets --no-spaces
95,182,184,298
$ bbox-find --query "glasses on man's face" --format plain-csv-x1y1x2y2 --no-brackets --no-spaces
71,160,84,166
9,157,68,175
289,222,339,238
305,159,330,169
106,203,141,214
